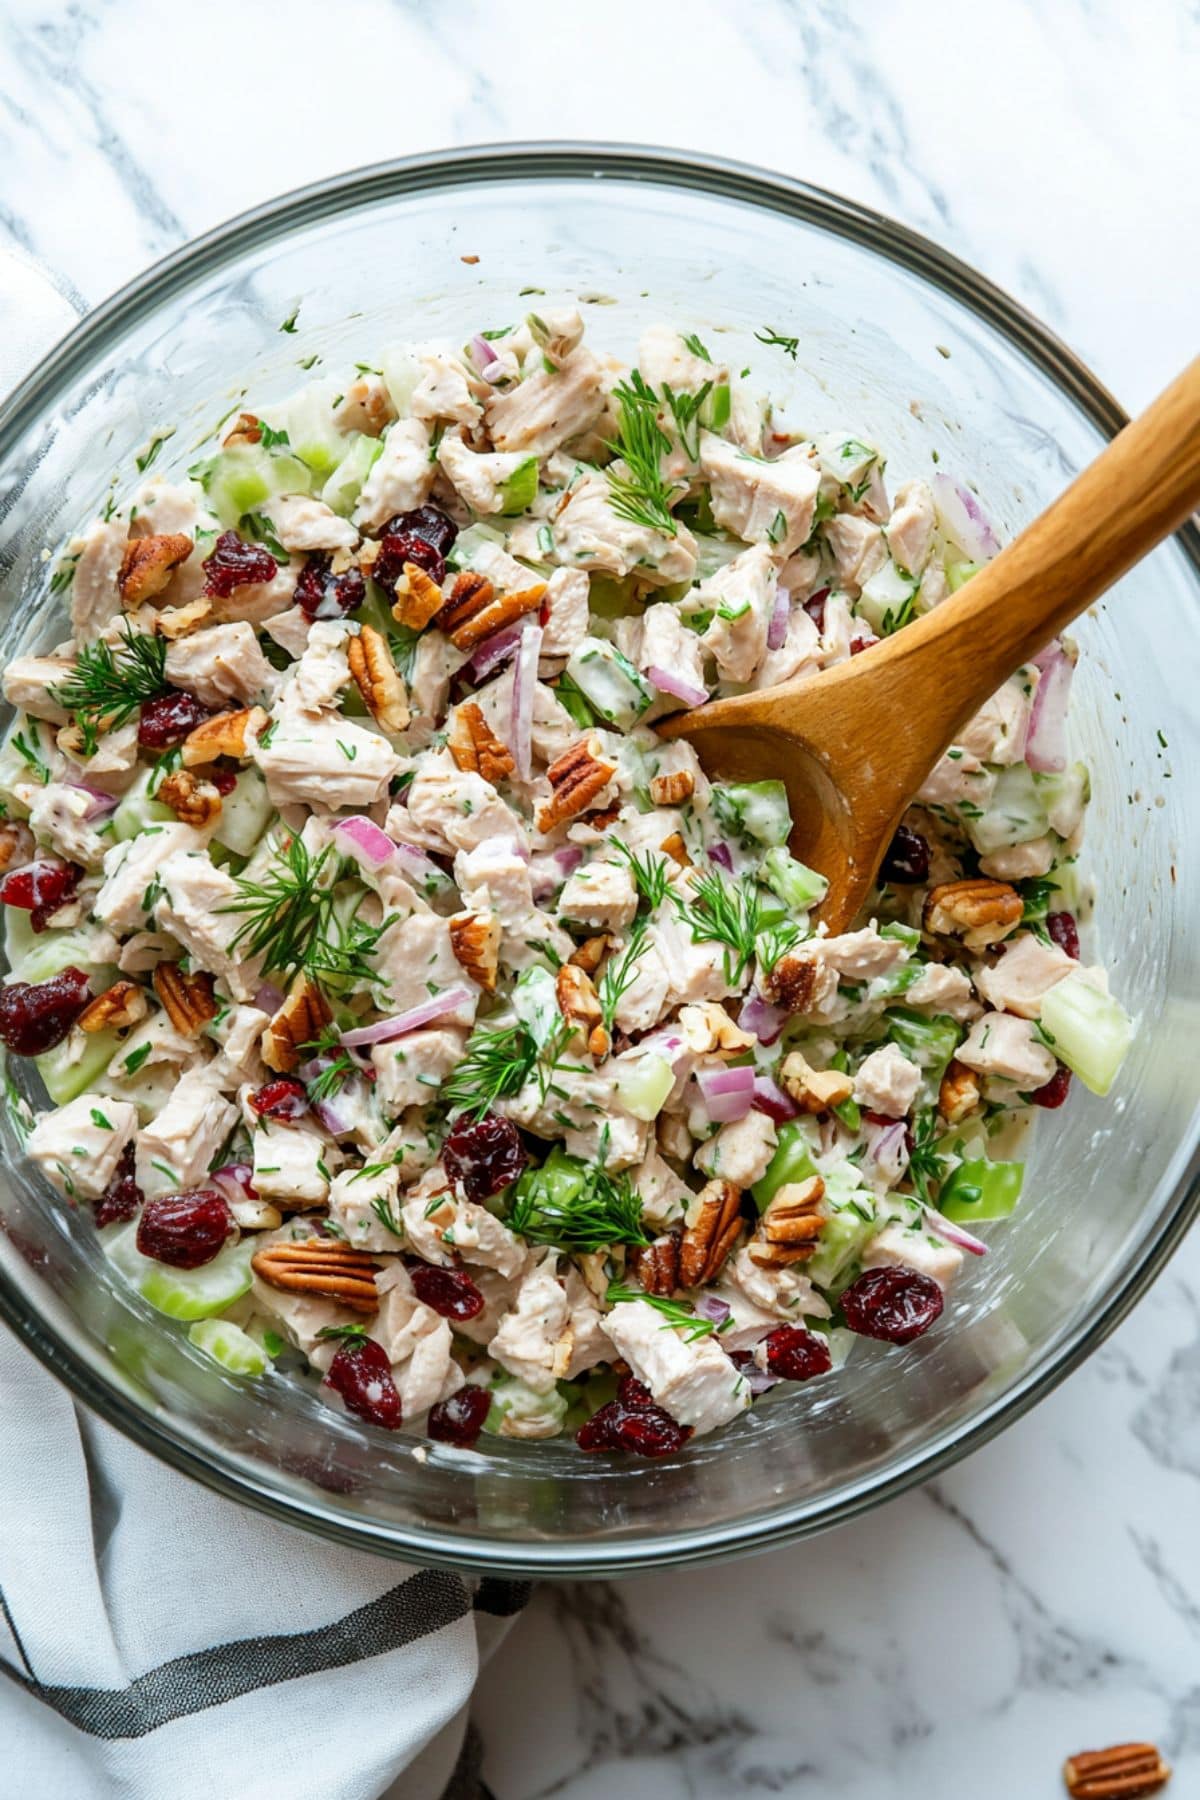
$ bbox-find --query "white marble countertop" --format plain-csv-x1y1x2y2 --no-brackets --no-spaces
1,1,1197,1796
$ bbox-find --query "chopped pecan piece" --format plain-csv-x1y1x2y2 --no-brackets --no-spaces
77,978,149,1034
535,736,616,833
678,1179,743,1288
628,1230,681,1297
348,624,410,734
223,411,264,447
568,933,609,975
659,831,692,867
678,1002,755,1057
649,768,695,806
761,952,820,1014
152,963,218,1035
154,597,213,640
389,558,446,628
550,1322,575,1380
157,767,223,827
748,1176,826,1266
262,975,332,1073
923,877,1023,950
118,532,193,606
556,961,602,1033
938,1058,982,1125
251,1238,381,1315
1062,1741,1171,1799
181,706,266,767
779,1050,854,1113
0,822,34,873
438,572,546,651
447,702,515,784
448,909,501,992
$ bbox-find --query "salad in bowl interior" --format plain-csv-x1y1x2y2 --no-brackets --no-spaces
0,306,1134,1460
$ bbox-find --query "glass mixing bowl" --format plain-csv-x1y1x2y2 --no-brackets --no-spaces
0,146,1196,1576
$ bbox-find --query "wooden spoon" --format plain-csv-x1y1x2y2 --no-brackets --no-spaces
657,358,1200,930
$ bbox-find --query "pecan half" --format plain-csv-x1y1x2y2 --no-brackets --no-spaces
649,768,695,806
761,952,820,1014
157,767,223,827
77,978,149,1034
438,573,546,651
348,624,410,734
556,961,602,1031
535,736,616,833
939,1058,982,1125
779,1050,854,1114
449,909,501,992
387,558,446,628
251,1238,381,1315
262,975,332,1073
223,411,264,447
923,877,1023,950
181,706,266,767
659,831,692,867
628,1230,681,1297
568,933,609,975
154,597,213,640
1062,1741,1171,1799
749,1176,826,1266
152,963,218,1035
447,701,515,784
678,1179,743,1288
118,532,193,606
678,1002,755,1057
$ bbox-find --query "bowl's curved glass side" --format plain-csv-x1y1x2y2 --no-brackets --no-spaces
0,157,1196,1572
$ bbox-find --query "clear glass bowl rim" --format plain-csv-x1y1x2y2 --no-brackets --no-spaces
0,141,1196,1575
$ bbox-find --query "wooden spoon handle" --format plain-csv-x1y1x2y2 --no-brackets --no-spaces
862,356,1200,772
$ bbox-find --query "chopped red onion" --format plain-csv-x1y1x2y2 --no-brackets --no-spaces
465,619,527,682
751,1073,799,1123
708,841,734,872
391,842,449,888
333,814,396,870
509,622,542,782
739,1362,781,1396
339,987,473,1047
312,1095,351,1136
767,583,790,651
253,981,286,1015
923,1205,988,1256
866,1118,910,1184
1024,642,1074,774
470,334,493,373
932,473,1001,562
645,664,708,709
693,1294,732,1326
67,782,119,821
739,990,788,1046
695,1063,756,1123
210,1163,258,1205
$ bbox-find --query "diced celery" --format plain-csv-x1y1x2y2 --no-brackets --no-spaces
805,1167,877,1289
188,1317,270,1376
380,345,423,420
946,557,980,592
497,456,539,516
35,1027,122,1105
1039,971,1133,1097
760,846,828,910
281,383,352,480
938,1158,1024,1222
104,1223,254,1321
554,674,599,729
701,382,731,432
214,768,274,858
616,1053,674,1122
880,920,921,951
752,1118,820,1211
512,966,560,1047
112,766,175,841
322,433,383,516
857,559,918,635
198,445,313,529
887,1008,960,1082
711,780,792,850
564,639,654,731
484,1374,568,1439
6,912,117,986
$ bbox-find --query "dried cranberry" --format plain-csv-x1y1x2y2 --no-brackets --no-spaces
880,823,931,885
138,690,212,750
442,1113,527,1202
201,530,277,597
849,634,876,656
136,1190,234,1269
428,1383,491,1447
841,1265,944,1345
576,1393,692,1458
762,1325,833,1381
209,763,238,796
0,967,91,1056
617,1375,656,1410
1047,910,1080,960
408,1261,485,1321
94,1142,143,1228
383,504,459,557
371,531,445,598
0,859,83,932
325,1334,402,1430
803,587,830,633
1029,1063,1072,1109
294,552,366,621
248,1076,309,1123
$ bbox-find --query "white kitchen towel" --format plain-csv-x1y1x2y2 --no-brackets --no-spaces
0,1325,525,1799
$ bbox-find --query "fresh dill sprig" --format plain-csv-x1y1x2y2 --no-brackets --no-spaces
662,381,712,463
442,1020,542,1120
11,729,50,786
51,626,168,743
681,332,712,363
610,840,671,913
756,919,805,972
906,1109,949,1207
507,1164,651,1255
604,371,679,537
754,326,799,360
305,1048,357,1105
597,917,649,1033
370,1193,405,1237
670,865,763,984
605,1283,723,1342
220,835,386,986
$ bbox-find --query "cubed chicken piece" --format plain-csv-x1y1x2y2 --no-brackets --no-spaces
165,623,279,709
558,858,638,932
399,1187,455,1268
630,1147,692,1227
884,480,937,577
353,418,435,533
456,840,574,976
438,428,533,516
485,347,606,457
262,605,312,661
154,848,262,1001
817,926,904,982
639,601,708,705
753,606,822,689
904,963,980,1021
407,633,464,736
699,433,821,558
81,720,139,777
452,1268,525,1346
637,325,726,396
405,751,525,855
603,1300,750,1436
373,912,479,1024
816,432,889,519
652,907,740,1008
694,1109,777,1187
250,1263,363,1363
207,1004,270,1090
699,545,777,684
957,677,1032,767
611,938,672,1034
726,1244,832,1322
561,1103,650,1173
411,349,483,427
286,619,351,713
488,1255,571,1394
264,494,359,554
135,1076,237,1197
107,1009,210,1083
332,374,396,437
956,1011,1056,1088
94,824,204,935
549,470,697,587
541,568,590,659
209,558,299,626
371,1027,466,1116
3,656,74,724
253,713,399,810
561,1266,613,1378
396,1315,464,1418
863,1221,963,1291
917,751,997,811
26,784,109,868
974,931,1076,1019
69,517,127,641
251,1122,331,1207
823,513,887,590
26,1093,138,1200
978,836,1058,881
440,1199,526,1278
853,1043,921,1118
